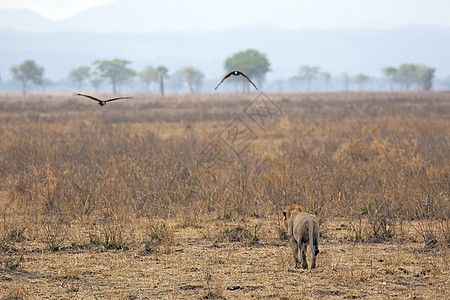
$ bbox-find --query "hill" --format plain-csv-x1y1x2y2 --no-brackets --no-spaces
3,0,436,33
0,8,54,31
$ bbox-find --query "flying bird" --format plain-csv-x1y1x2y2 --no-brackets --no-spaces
215,70,258,90
74,93,131,106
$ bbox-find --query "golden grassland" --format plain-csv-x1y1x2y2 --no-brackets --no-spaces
0,91,449,299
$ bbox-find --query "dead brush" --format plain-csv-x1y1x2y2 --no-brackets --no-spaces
409,216,449,248
1,282,29,300
1,199,32,251
177,203,201,228
101,219,128,250
144,218,174,254
366,205,396,242
43,221,66,251
202,267,225,300
217,224,262,243
0,92,449,253
7,224,27,243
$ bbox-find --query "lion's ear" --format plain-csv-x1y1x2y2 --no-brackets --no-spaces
282,211,286,217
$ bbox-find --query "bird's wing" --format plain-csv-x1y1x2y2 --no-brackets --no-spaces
104,96,131,103
74,93,102,103
238,72,258,90
214,71,234,90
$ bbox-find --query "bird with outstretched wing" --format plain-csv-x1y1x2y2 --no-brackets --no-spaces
74,93,131,106
215,70,258,90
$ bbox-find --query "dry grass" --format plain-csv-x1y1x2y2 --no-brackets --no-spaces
0,91,448,299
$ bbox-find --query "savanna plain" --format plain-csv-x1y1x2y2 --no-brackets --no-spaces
0,91,448,299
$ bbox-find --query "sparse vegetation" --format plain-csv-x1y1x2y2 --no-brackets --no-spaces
297,65,321,91
143,218,174,254
0,91,448,298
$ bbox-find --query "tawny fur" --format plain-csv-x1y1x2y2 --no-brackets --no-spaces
283,206,319,269
282,204,305,232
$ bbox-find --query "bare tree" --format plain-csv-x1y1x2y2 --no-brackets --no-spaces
298,65,320,91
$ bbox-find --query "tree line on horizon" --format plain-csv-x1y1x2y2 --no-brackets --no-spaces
2,49,439,95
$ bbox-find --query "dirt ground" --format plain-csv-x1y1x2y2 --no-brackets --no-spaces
1,218,448,299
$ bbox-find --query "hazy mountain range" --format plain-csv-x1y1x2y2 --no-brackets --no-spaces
1,2,449,85
3,0,444,33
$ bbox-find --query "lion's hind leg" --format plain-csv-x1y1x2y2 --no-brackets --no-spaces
311,256,317,269
310,239,318,268
311,220,320,269
300,241,308,269
290,237,301,268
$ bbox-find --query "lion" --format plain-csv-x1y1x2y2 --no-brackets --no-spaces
283,205,319,269
282,204,305,230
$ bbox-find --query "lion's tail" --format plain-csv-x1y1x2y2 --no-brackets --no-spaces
308,219,319,256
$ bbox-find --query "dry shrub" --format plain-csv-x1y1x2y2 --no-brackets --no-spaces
43,220,67,251
144,218,174,254
0,91,448,246
2,282,29,300
101,218,128,250
219,226,251,242
1,207,27,251
202,267,225,300
179,206,200,228
216,224,261,243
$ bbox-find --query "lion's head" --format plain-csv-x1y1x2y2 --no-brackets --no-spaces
282,204,305,231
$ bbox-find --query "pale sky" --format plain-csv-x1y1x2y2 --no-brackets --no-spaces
0,0,450,28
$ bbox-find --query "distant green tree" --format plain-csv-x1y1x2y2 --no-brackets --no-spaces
342,72,350,91
418,65,435,91
89,71,103,92
93,59,136,93
396,64,418,90
353,73,370,90
224,49,270,92
139,66,156,92
298,65,320,91
10,60,44,94
69,66,91,90
182,67,204,93
168,69,185,93
320,72,331,90
155,66,169,96
395,63,435,91
382,66,397,91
